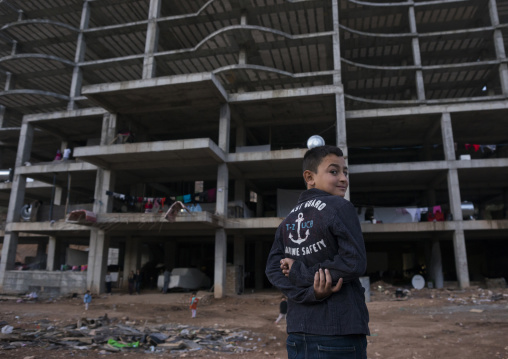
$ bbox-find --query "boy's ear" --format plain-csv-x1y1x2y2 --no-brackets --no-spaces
303,170,315,188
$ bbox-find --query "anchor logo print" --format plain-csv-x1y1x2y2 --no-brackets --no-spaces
289,212,311,245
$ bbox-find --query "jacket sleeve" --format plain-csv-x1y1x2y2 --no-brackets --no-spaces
289,200,367,287
265,227,322,304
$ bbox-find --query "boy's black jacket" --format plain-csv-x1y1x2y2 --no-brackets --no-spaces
266,188,370,336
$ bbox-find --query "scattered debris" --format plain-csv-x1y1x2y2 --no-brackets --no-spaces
0,315,264,355
370,280,507,306
485,278,506,289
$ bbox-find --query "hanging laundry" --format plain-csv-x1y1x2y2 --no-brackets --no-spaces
465,143,481,152
207,188,216,202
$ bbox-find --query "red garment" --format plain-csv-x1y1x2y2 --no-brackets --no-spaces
465,144,481,152
427,212,436,222
189,296,199,309
434,211,444,221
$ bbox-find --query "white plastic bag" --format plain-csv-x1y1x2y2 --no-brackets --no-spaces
1,325,13,334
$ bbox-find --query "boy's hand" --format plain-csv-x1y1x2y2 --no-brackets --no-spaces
280,258,295,277
314,268,343,299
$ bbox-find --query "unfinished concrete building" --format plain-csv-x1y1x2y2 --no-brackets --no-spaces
1,0,507,297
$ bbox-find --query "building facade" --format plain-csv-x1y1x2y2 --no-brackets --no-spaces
0,0,507,297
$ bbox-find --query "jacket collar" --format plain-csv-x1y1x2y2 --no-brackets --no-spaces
298,188,332,203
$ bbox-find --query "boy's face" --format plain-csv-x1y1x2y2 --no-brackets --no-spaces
304,154,348,197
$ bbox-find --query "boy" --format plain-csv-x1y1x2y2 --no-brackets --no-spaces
265,145,369,358
189,292,199,318
83,290,92,310
274,296,288,324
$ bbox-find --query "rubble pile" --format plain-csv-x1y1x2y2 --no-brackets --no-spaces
370,280,508,304
0,314,266,355
444,287,508,305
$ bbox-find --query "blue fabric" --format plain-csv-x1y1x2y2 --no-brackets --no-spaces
183,194,191,203
286,333,367,359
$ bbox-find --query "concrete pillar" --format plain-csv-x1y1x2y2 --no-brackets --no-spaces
237,11,248,66
216,163,229,216
0,121,33,290
219,103,231,152
234,235,245,294
489,0,508,94
0,231,20,290
86,114,116,292
4,72,14,90
255,240,264,290
452,228,469,288
429,239,444,289
440,113,456,161
214,228,227,298
68,0,90,110
447,168,470,288
87,228,110,293
332,0,350,201
142,0,161,79
15,122,35,167
100,113,118,146
331,0,342,83
409,6,425,101
335,91,349,200
447,170,462,222
442,111,468,287
91,168,115,215
214,153,229,298
53,186,63,205
46,236,57,271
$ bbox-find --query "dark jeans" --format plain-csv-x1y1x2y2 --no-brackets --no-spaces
286,333,367,359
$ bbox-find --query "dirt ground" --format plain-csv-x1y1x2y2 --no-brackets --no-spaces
1,282,507,359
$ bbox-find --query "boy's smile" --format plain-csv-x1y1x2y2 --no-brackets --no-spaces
305,154,348,197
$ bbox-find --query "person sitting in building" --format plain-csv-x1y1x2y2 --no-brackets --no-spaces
54,149,62,161
116,130,132,144
63,148,72,161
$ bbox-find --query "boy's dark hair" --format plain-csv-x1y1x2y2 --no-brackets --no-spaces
303,145,344,173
